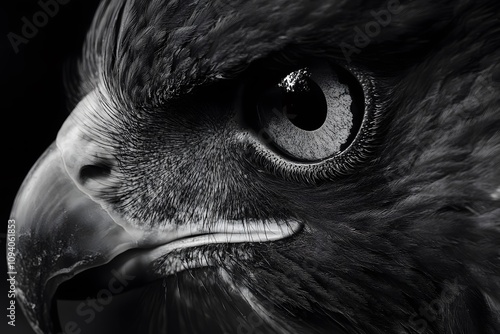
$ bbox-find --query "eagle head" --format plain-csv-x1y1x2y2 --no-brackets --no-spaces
10,0,500,333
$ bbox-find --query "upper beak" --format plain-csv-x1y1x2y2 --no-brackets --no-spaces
10,143,139,334
11,92,302,334
10,143,301,334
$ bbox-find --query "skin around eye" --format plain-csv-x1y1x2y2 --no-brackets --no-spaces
239,60,379,183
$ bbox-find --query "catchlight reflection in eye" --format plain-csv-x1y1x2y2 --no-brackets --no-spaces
256,64,359,162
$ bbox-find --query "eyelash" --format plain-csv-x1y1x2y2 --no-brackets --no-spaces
238,63,384,184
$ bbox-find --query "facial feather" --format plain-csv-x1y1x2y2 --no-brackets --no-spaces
18,0,500,333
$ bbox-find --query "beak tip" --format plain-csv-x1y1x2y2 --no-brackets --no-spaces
10,142,136,334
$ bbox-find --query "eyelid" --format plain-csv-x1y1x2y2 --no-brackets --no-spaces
239,61,382,183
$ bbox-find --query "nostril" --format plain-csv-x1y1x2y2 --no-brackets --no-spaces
79,164,112,185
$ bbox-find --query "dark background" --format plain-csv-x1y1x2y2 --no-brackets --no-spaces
1,1,100,333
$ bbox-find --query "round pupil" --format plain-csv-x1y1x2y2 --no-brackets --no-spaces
280,76,327,131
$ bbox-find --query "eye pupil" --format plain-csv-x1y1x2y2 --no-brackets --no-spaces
282,78,327,131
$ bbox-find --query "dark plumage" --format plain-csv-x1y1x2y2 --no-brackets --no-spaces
11,0,500,333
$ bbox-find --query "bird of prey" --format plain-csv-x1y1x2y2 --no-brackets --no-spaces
10,0,500,333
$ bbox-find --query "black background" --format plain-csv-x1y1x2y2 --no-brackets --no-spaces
1,1,100,333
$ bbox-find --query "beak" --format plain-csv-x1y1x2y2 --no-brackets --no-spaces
10,91,178,334
10,143,139,334
11,91,302,334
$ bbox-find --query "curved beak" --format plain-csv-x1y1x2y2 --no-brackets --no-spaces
10,143,138,334
10,142,302,334
11,92,302,334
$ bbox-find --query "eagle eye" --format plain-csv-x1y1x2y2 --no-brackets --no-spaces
241,60,379,182
255,63,364,162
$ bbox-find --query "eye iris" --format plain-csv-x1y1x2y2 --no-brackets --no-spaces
251,62,364,163
278,70,327,131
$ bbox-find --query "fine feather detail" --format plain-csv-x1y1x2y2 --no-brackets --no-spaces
60,0,500,333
